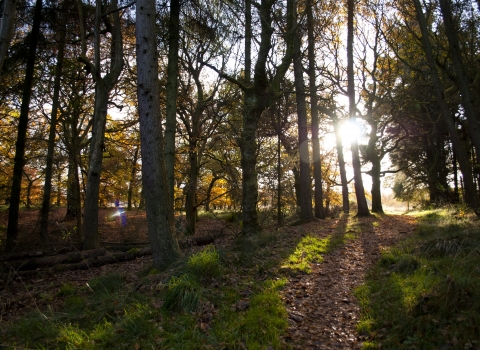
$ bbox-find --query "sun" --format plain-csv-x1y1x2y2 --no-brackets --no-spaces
339,120,362,144
321,119,362,150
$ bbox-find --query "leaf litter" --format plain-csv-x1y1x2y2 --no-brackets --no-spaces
0,208,416,349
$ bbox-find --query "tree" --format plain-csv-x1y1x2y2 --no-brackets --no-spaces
347,0,369,216
164,0,180,207
438,0,480,165
40,0,70,246
207,0,296,235
411,0,480,210
307,0,325,219
293,5,313,222
6,0,43,252
80,0,124,250
136,0,182,269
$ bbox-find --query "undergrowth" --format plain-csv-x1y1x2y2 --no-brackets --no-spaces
2,214,359,349
355,208,480,349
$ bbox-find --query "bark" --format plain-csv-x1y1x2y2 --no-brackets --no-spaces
25,177,33,208
5,0,43,252
333,116,350,213
307,0,325,219
413,0,480,210
347,0,369,217
204,174,221,212
82,0,124,250
184,72,206,235
366,121,383,213
127,147,139,210
136,0,182,269
277,125,282,225
293,18,313,222
438,0,480,164
164,0,181,206
40,2,68,246
0,0,17,76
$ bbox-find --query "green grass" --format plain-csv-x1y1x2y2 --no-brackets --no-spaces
282,231,355,273
355,208,480,349
2,214,361,349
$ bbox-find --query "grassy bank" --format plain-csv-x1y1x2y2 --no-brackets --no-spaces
355,208,480,349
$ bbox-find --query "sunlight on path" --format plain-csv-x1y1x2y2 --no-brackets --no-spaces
281,215,416,349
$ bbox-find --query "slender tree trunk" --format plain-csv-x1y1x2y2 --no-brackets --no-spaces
293,20,313,222
453,150,459,202
136,0,182,269
127,147,139,211
25,177,33,209
164,0,181,207
0,0,17,76
5,0,42,252
56,169,61,206
333,116,349,213
185,147,198,235
413,0,480,210
347,0,369,216
366,121,383,213
277,124,282,225
204,174,221,212
40,3,68,245
307,0,325,219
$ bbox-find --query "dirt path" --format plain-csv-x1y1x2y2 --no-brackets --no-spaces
281,214,416,349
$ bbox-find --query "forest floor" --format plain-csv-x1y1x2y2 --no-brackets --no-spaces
1,208,418,348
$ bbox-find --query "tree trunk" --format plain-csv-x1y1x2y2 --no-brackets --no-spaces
413,0,480,211
40,3,68,246
307,0,325,220
366,120,383,213
370,157,383,213
185,149,198,235
81,0,123,250
333,116,349,213
5,0,43,252
204,174,221,212
293,19,313,222
241,91,261,234
164,0,181,207
277,125,282,225
65,151,79,219
25,177,33,209
83,87,109,249
136,0,182,269
0,0,17,76
127,147,139,210
347,0,369,217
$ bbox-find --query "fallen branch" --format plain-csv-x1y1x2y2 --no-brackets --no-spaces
1,233,224,275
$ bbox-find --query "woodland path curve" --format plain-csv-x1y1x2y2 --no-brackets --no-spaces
281,214,416,349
